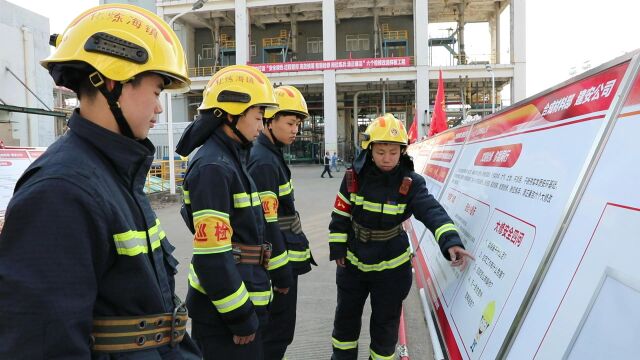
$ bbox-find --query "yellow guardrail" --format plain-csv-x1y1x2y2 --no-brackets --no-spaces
145,159,189,194
222,40,236,49
383,30,408,40
263,37,288,47
189,66,217,78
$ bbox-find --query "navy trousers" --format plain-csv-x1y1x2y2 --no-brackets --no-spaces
331,263,412,360
192,320,264,360
263,275,299,360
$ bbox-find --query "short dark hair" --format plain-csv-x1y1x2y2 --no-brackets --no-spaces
271,111,304,123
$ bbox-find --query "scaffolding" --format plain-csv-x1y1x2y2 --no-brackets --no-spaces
262,29,291,63
382,24,408,57
220,33,236,66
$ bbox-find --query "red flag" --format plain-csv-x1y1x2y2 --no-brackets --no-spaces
407,114,417,144
428,70,448,137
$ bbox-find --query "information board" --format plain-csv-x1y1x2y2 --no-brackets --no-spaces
509,58,640,359
406,56,635,359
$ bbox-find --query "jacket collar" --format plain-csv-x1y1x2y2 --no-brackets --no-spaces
257,132,282,155
257,132,290,175
213,126,252,167
68,109,155,184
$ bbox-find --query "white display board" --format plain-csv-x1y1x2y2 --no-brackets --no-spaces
0,148,44,230
406,56,635,359
419,126,471,199
510,61,640,359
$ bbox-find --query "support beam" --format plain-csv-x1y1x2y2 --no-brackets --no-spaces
324,70,338,155
457,0,467,65
511,0,526,101
235,0,249,65
495,1,501,64
414,0,429,138
322,0,336,61
322,0,337,154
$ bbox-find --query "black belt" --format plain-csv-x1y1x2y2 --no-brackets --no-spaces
91,296,187,353
278,213,303,234
352,221,403,243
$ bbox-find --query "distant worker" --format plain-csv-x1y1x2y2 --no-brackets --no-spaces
321,151,333,178
248,85,317,359
176,65,277,359
0,5,200,358
331,152,338,172
328,114,474,360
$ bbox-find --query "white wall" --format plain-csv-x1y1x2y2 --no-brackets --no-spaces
0,0,56,146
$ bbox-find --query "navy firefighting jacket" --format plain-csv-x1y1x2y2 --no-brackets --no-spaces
0,111,200,359
181,127,271,336
328,152,463,274
248,133,315,286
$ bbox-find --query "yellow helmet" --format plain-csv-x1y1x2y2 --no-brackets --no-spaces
264,86,309,120
199,65,278,115
361,113,408,149
41,4,190,91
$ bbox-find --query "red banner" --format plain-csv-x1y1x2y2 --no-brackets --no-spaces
424,164,450,183
250,57,411,73
431,150,456,163
474,144,523,168
467,62,629,142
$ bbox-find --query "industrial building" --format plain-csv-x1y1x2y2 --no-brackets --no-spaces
151,0,526,162
1,0,525,159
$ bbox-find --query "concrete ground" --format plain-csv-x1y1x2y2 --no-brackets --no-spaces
155,165,434,360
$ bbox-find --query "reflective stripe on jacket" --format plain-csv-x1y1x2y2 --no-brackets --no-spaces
0,110,198,358
181,127,271,336
328,158,463,274
249,133,315,278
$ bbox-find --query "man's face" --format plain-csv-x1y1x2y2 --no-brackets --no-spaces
119,74,164,140
236,106,265,141
270,114,300,145
371,143,401,172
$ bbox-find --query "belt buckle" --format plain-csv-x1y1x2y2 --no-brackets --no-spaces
232,244,242,263
363,228,372,243
261,242,272,267
170,297,186,347
356,226,371,243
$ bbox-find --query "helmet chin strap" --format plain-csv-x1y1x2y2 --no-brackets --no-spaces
226,115,252,147
90,72,135,139
268,125,285,147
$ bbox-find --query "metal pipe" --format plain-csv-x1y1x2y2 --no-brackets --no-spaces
213,18,220,70
381,78,386,114
21,26,36,146
5,66,51,111
353,89,410,148
373,9,379,57
486,64,495,113
420,289,445,360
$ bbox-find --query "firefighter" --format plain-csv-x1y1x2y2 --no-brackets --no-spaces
0,5,201,358
175,65,278,359
248,85,317,359
328,114,474,360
